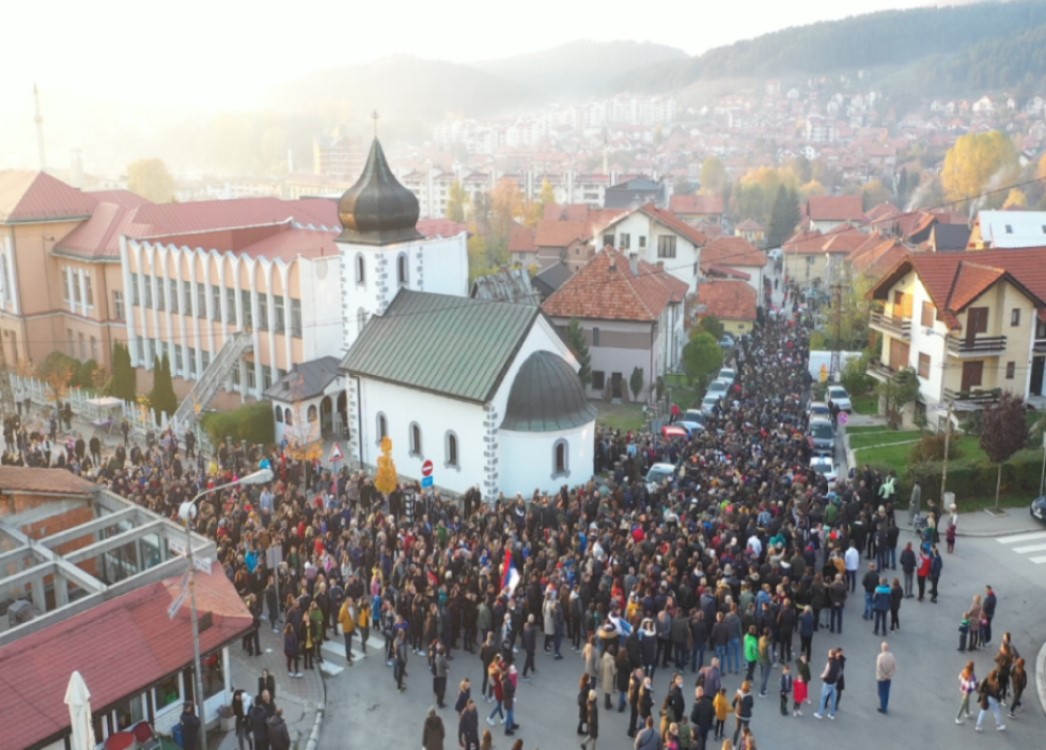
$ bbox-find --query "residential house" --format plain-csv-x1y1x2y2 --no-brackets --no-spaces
669,193,725,225
803,195,866,232
696,280,758,337
967,210,1046,249
867,248,1046,415
264,355,346,446
700,236,769,300
735,218,766,246
596,204,707,293
532,261,573,301
604,177,667,210
782,225,865,289
541,248,687,401
508,221,538,267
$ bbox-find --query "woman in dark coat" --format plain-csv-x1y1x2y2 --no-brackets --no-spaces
615,647,632,712
580,690,599,749
577,672,594,734
422,707,445,750
283,622,300,677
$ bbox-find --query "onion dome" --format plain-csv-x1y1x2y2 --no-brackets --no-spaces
500,351,598,432
337,138,423,245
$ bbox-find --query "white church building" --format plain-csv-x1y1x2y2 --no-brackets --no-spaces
333,140,596,499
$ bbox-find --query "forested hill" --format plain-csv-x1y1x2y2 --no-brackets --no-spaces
616,1,1046,95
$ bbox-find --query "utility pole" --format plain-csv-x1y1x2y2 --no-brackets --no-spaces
830,282,843,381
940,400,954,500
33,84,46,172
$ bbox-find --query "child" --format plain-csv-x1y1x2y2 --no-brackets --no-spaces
946,523,956,553
794,654,810,714
713,686,730,741
779,662,793,716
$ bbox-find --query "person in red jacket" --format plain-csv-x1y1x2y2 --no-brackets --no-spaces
916,546,932,602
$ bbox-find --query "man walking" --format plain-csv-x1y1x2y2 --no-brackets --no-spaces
872,578,891,636
875,641,896,714
828,574,847,634
844,542,860,592
813,648,841,720
899,542,916,598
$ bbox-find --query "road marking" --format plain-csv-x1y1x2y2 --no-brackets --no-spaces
1029,555,1046,564
995,531,1046,545
321,662,345,676
321,640,367,662
1012,543,1046,554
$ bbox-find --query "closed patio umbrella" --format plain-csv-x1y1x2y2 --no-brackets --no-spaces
64,670,96,750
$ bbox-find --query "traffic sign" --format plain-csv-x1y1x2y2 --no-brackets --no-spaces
837,411,849,427
167,589,188,620
421,459,434,477
328,442,344,463
422,475,434,488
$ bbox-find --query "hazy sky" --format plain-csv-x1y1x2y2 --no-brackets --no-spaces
0,0,940,170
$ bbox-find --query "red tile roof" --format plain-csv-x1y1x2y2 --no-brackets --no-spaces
508,222,537,254
0,466,97,496
670,193,724,216
417,217,467,239
805,195,865,222
541,248,685,322
864,202,902,225
0,170,98,223
635,204,707,246
697,280,758,322
0,571,251,750
870,246,1046,330
701,236,768,269
535,219,589,248
735,218,765,232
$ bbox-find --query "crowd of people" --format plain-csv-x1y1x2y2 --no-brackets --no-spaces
0,305,1028,750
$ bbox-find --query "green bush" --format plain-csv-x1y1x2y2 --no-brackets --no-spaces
909,434,961,463
904,450,1042,502
201,401,274,448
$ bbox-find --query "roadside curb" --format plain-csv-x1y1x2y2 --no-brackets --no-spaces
1037,640,1046,718
304,704,325,750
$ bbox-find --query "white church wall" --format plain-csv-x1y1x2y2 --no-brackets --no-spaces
299,255,345,360
499,421,594,496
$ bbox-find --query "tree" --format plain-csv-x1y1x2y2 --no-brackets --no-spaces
630,367,644,401
108,342,137,401
682,331,724,388
840,352,873,401
940,131,1019,205
876,367,919,429
565,318,592,388
36,351,77,405
700,157,727,195
697,315,725,340
148,354,177,422
446,179,469,223
980,393,1030,511
1002,187,1027,209
127,158,175,203
766,185,801,249
374,435,398,495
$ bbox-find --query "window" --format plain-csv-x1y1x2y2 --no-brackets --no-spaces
135,338,144,364
291,299,302,337
183,281,192,315
553,439,568,477
921,301,934,328
211,285,221,319
113,291,125,321
376,412,387,443
967,307,989,334
130,273,140,306
397,253,408,287
284,407,292,426
657,235,677,258
246,365,256,389
602,233,614,248
274,297,285,333
169,280,178,314
262,365,273,391
591,370,605,390
446,431,459,468
196,283,206,319
918,352,930,379
201,350,211,370
409,422,422,456
231,364,241,387
275,406,283,423
175,346,183,374
307,404,318,423
153,672,181,712
155,279,165,311
1011,308,1021,327
62,269,71,303
143,278,152,309
227,288,237,326
355,254,366,286
84,274,93,307
242,290,253,329
1005,224,1013,234
619,233,631,250
592,327,600,347
90,336,98,362
257,299,268,330
639,236,647,249
1006,361,1016,380
187,348,196,376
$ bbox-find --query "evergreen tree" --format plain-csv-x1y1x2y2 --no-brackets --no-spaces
565,318,592,388
148,354,178,421
108,342,137,401
766,185,800,249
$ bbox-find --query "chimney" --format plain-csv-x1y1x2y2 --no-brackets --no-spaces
629,253,638,275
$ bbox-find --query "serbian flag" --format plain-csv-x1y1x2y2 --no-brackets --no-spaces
501,549,520,595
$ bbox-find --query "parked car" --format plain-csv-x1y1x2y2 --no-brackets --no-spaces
706,380,729,399
1031,495,1046,523
807,418,835,454
683,409,706,425
717,367,736,384
810,454,838,483
700,394,720,415
827,385,852,413
807,401,831,422
645,462,677,492
660,424,689,440
675,420,704,437
719,333,736,349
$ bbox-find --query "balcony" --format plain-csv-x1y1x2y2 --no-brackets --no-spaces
945,335,1006,357
867,358,896,382
943,387,1000,405
869,312,911,339
1034,337,1046,354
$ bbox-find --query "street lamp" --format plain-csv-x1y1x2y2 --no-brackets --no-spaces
178,468,273,750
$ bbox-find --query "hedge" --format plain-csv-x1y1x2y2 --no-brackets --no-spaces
900,448,1044,503
200,402,275,448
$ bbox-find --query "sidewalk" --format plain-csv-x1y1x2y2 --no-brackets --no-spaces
896,506,1042,538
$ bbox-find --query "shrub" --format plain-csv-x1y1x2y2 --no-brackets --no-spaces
909,434,961,463
201,402,275,447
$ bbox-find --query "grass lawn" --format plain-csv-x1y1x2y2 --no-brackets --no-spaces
852,441,913,474
845,424,892,434
663,373,700,409
848,430,921,450
596,402,645,432
852,392,878,415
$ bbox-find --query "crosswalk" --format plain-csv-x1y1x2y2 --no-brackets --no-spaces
995,529,1046,564
319,638,368,676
